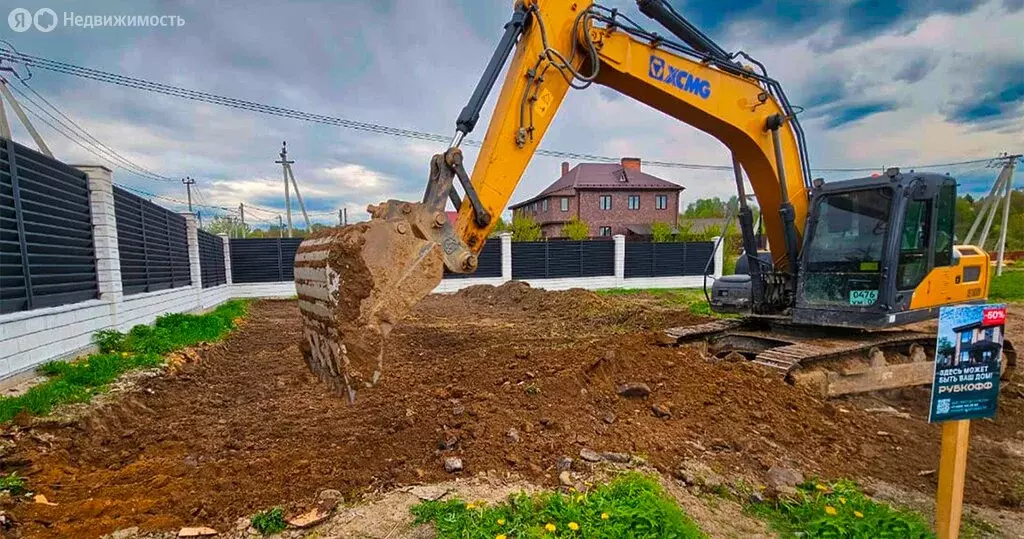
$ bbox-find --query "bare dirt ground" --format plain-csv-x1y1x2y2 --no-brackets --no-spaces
4,285,1024,538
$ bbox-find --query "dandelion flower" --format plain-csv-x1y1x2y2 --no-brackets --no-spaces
496,535,507,539
825,506,837,516
839,497,846,504
601,513,609,520
545,523,556,532
466,503,476,510
569,522,579,530
497,518,505,526
854,511,864,518
575,495,583,503
815,484,828,491
121,352,129,358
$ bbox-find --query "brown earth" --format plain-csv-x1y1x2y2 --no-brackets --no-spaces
3,283,1024,538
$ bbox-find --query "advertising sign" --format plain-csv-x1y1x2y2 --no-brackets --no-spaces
929,304,1006,423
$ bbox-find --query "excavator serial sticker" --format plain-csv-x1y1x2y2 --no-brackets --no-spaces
535,88,553,117
849,289,878,306
648,55,711,99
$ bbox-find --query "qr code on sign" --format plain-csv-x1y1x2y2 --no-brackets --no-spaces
937,398,951,414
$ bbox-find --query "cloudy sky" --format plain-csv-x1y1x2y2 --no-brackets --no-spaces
2,0,1022,228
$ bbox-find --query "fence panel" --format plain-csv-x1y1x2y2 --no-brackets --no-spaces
0,139,98,314
512,240,615,279
113,187,191,295
229,238,303,283
444,240,502,279
197,230,226,288
625,241,715,278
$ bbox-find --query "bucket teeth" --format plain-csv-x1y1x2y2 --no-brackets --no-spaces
294,216,445,401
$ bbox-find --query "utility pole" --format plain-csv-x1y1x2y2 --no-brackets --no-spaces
197,210,203,229
963,154,1020,276
275,141,295,237
0,77,52,156
339,208,343,226
343,207,348,226
182,176,195,212
239,203,246,238
278,215,284,238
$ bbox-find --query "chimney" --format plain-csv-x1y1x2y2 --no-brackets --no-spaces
621,157,641,171
561,161,570,176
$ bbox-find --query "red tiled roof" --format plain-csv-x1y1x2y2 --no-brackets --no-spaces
510,163,683,209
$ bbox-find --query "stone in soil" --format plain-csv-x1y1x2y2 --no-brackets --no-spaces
557,456,573,472
505,428,520,444
601,452,630,463
177,527,217,537
617,382,651,398
579,448,602,462
558,470,573,486
652,403,673,418
766,465,804,492
443,457,463,473
602,411,616,424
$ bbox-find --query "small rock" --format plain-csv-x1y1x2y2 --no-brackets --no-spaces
235,517,251,531
539,417,554,427
651,403,673,418
722,351,745,363
674,460,725,490
918,469,936,477
452,405,465,416
617,382,651,398
443,457,463,473
515,350,531,359
506,428,520,444
765,466,804,492
314,489,343,512
558,470,573,487
287,508,330,529
579,448,602,462
601,452,630,463
177,527,217,538
33,494,57,506
748,492,766,504
414,468,425,478
557,456,573,472
775,485,800,500
441,435,459,450
109,527,139,539
602,412,617,424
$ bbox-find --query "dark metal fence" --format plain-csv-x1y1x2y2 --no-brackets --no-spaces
624,241,715,278
113,187,191,295
197,229,226,288
512,240,615,279
0,139,98,314
444,240,502,279
229,238,303,283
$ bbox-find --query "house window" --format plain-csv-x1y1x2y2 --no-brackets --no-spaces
560,197,569,212
599,226,612,236
599,195,612,210
655,194,668,210
628,195,640,210
531,202,537,213
541,199,548,212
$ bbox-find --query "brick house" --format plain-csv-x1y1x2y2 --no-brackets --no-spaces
509,158,683,238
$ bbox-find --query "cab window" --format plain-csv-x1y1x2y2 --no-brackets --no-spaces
934,182,955,266
898,199,931,290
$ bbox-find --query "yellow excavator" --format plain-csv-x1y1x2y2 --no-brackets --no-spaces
295,0,1008,401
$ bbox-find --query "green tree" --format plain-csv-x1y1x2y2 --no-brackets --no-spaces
202,216,250,237
561,216,590,240
650,221,675,242
509,213,542,242
937,337,955,364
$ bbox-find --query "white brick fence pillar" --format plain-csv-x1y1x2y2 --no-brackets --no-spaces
78,165,122,304
613,234,625,286
221,234,233,285
183,214,202,292
712,236,725,278
500,232,512,283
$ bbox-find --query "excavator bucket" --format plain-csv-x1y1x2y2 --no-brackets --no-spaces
294,203,448,401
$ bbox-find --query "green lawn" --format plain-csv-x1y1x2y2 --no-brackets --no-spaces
597,288,714,316
988,271,1024,302
411,473,705,539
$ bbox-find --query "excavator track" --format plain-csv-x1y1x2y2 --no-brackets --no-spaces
661,318,1016,397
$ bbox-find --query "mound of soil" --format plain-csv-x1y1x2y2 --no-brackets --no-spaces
4,294,1024,538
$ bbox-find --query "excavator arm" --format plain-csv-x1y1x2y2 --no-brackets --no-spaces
454,0,810,275
295,0,814,400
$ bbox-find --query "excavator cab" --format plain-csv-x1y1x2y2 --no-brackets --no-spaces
792,169,986,327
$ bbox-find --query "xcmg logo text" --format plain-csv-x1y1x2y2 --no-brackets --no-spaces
648,55,711,99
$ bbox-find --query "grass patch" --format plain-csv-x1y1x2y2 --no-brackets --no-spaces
0,300,249,424
988,271,1024,302
411,473,705,538
0,473,26,495
251,507,287,535
748,479,933,538
597,288,714,317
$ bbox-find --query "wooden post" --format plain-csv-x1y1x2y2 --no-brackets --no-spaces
936,420,971,539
